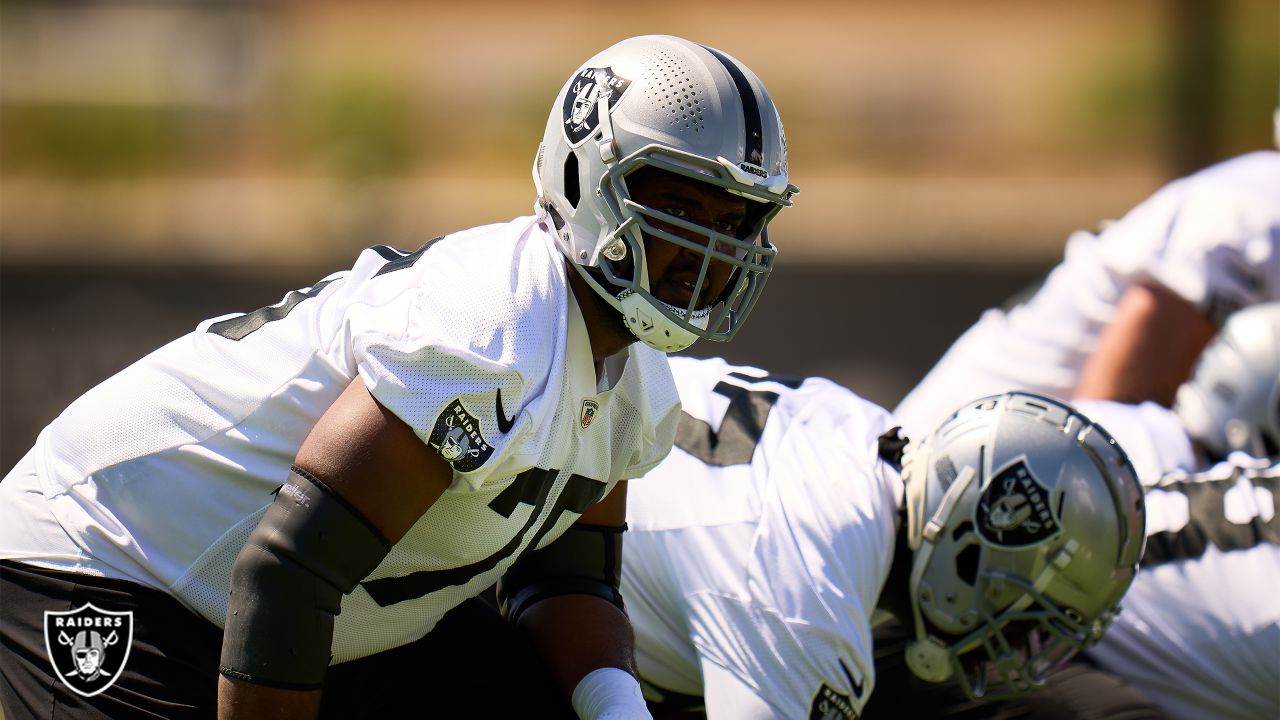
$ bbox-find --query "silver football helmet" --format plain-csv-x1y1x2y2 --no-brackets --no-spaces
533,35,797,352
900,392,1146,700
1175,302,1280,458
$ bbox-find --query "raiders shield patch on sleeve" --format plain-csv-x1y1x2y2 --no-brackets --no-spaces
810,682,857,720
428,399,495,473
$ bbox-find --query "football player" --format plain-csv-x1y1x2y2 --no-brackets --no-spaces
0,35,796,720
620,357,1146,718
865,302,1280,720
893,149,1280,442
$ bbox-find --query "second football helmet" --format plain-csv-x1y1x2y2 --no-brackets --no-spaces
900,392,1146,700
533,35,797,352
1175,302,1280,459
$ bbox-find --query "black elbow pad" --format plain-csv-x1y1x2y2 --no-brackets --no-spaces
497,523,626,624
219,467,391,689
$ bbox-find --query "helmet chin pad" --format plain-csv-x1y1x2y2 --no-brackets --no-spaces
618,291,708,352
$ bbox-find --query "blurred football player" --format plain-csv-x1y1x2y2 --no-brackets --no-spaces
0,35,797,720
1085,453,1279,720
1068,302,1280,720
894,149,1280,442
620,357,1146,718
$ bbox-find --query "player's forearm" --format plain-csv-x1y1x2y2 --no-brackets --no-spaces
1076,280,1217,405
218,675,322,720
519,593,639,697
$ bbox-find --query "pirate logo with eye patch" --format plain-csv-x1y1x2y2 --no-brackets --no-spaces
562,67,632,146
976,458,1061,547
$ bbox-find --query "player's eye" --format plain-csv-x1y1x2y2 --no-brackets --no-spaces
664,206,689,219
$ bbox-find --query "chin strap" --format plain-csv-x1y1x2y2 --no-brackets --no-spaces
904,464,978,683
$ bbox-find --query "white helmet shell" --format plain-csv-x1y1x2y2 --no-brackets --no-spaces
1175,302,1280,458
533,35,797,351
901,392,1146,700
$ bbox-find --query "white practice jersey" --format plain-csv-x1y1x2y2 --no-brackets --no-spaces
1088,455,1280,720
894,151,1280,439
0,215,680,664
623,356,902,720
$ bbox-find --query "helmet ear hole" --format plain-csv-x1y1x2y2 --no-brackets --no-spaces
955,542,981,587
563,154,580,208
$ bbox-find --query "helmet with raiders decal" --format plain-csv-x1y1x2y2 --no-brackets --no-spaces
1175,302,1280,459
900,392,1145,701
533,35,797,352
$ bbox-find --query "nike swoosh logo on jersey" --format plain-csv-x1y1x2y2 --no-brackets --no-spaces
496,389,517,434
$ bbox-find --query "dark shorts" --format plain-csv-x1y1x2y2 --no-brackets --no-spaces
0,561,573,720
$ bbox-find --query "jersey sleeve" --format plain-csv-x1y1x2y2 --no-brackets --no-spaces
344,225,566,488
1098,153,1280,324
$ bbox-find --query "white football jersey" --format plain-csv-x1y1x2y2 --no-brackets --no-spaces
623,356,902,719
894,151,1280,439
1087,455,1280,720
0,215,680,664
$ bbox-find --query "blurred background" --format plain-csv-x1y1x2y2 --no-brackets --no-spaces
1,0,1277,473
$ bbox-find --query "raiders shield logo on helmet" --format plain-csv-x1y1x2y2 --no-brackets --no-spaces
44,603,134,698
562,66,632,146
976,458,1061,547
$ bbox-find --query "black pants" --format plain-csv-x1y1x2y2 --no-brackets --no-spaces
0,561,573,720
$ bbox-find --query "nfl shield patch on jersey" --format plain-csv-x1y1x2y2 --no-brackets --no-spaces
580,398,599,429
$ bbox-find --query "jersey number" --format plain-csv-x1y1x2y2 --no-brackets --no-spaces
675,371,803,466
360,468,606,607
1142,472,1280,567
207,242,436,341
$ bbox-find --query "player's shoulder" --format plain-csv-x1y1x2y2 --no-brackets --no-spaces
1161,150,1280,234
1188,150,1280,190
668,355,891,448
667,356,876,409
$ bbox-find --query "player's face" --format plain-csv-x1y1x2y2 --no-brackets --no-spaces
627,168,752,310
